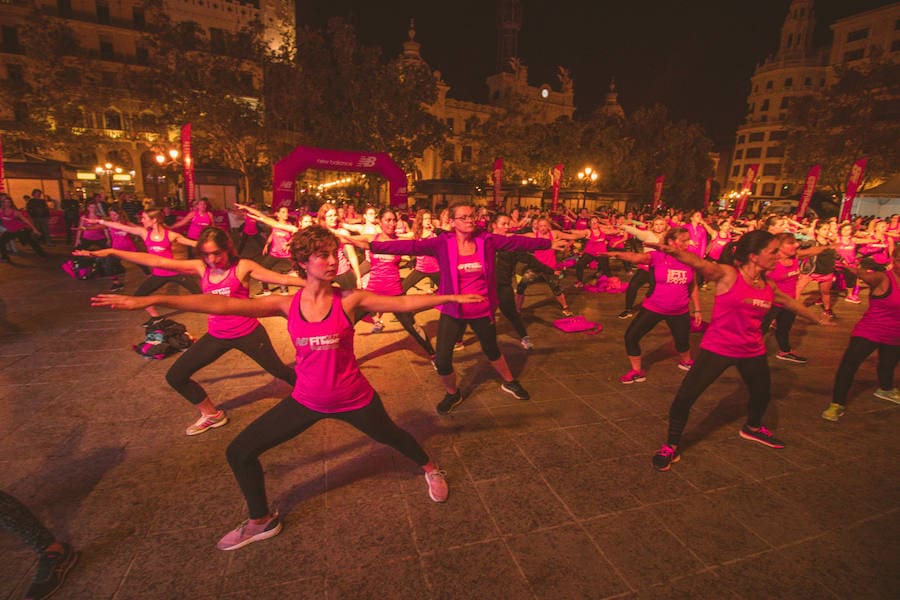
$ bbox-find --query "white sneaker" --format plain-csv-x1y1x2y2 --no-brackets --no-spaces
874,388,900,404
185,410,228,436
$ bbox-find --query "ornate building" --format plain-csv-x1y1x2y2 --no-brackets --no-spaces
726,0,900,198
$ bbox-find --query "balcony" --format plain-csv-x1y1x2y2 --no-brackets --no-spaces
38,6,142,31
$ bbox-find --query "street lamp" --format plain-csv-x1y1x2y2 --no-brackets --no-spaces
576,167,599,210
154,149,182,205
94,162,123,196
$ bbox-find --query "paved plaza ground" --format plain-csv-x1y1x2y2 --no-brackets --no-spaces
0,245,898,599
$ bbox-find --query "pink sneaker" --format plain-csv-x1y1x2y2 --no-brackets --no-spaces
216,513,282,551
425,469,448,502
619,369,647,384
844,295,861,304
185,410,228,436
677,359,694,372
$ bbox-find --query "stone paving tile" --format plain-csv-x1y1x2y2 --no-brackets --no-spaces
475,472,575,535
422,540,532,600
325,559,428,599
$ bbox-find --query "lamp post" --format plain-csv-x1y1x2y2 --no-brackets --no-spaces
94,162,123,197
576,167,598,210
154,148,181,206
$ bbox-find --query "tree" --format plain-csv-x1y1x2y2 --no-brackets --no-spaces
783,61,900,195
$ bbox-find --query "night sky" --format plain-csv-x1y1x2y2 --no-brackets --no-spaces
297,0,894,148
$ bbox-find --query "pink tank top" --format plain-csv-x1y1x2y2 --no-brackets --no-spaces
641,252,694,316
187,211,212,239
861,238,890,265
242,217,258,236
457,255,491,319
700,272,773,358
267,228,292,259
835,240,858,267
416,253,440,273
366,238,402,296
202,263,259,339
81,218,107,241
708,232,731,261
687,223,707,257
145,231,179,277
769,257,800,304
109,228,136,251
288,289,374,412
851,271,900,345
534,231,556,268
583,231,608,255
0,212,26,233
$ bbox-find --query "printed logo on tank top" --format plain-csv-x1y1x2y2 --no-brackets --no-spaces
294,333,340,350
148,244,165,253
458,261,484,273
209,286,232,297
665,269,688,285
373,254,394,261
747,298,772,310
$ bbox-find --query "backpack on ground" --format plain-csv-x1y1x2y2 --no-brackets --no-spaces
134,318,194,359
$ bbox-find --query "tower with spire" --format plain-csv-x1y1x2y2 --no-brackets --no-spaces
496,0,522,72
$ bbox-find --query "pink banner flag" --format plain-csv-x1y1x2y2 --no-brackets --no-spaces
0,136,5,194
651,175,665,211
734,164,759,218
796,164,821,218
181,123,195,205
550,164,563,212
492,158,503,209
839,158,867,222
703,178,711,205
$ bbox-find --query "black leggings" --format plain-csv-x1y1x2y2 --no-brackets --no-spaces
259,255,293,291
666,350,770,446
238,232,264,254
358,307,435,356
0,230,45,260
434,313,501,376
0,490,54,553
498,285,527,338
832,336,898,406
134,273,201,296
226,393,428,518
624,308,690,356
401,269,441,293
625,269,652,310
761,306,797,353
516,269,563,298
166,326,295,405
575,253,612,282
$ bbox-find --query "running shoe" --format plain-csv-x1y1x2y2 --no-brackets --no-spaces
874,388,900,404
520,335,534,350
844,295,861,304
561,308,574,317
436,391,462,415
424,469,449,502
822,309,835,320
216,513,282,551
738,424,785,448
253,289,272,297
573,281,584,288
109,281,125,292
501,380,530,400
651,444,681,471
677,359,694,372
25,543,78,600
371,321,385,333
617,309,633,319
185,410,228,436
453,341,465,352
277,288,292,296
619,369,647,384
776,351,808,364
821,402,846,422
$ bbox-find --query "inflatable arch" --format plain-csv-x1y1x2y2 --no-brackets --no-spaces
272,146,408,209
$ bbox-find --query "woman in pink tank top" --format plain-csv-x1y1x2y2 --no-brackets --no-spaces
77,226,306,434
573,216,617,287
318,203,362,290
171,198,214,257
604,227,702,383
401,209,442,293
823,246,900,421
91,226,483,550
648,231,831,471
0,194,46,262
515,217,586,316
102,207,141,292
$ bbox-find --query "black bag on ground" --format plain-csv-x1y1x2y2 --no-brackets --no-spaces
134,318,194,359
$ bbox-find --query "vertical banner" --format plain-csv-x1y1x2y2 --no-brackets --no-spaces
549,164,563,212
839,158,867,222
734,163,759,218
651,175,665,211
0,135,5,194
492,158,503,210
703,178,711,206
796,164,821,218
180,123,195,206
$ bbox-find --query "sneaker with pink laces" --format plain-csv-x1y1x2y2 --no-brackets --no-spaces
739,424,785,448
619,369,647,384
425,469,448,502
216,513,282,551
677,359,694,371
185,410,228,436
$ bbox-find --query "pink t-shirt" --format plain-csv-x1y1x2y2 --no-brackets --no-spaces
851,270,900,345
0,212,26,233
700,273,773,358
457,255,491,319
533,231,556,269
267,228,292,259
80,218,107,241
366,247,402,296
145,231,179,276
288,289,374,413
187,211,213,240
583,231,608,255
416,254,440,273
202,263,259,339
641,252,694,316
768,257,800,305
834,240,858,267
109,228,136,251
242,217,258,236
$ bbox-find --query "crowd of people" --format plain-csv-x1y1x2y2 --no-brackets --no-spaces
1,191,898,597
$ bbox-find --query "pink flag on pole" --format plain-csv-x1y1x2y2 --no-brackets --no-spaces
734,164,758,218
0,136,5,193
796,164,821,218
492,158,503,209
651,175,665,211
550,164,563,212
181,123,195,205
839,158,867,222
